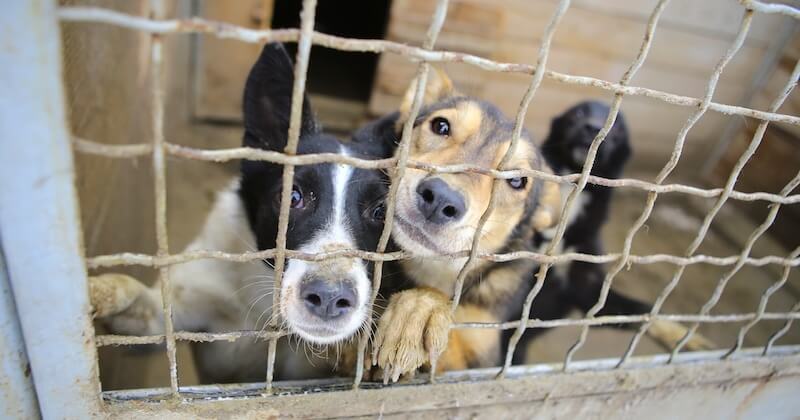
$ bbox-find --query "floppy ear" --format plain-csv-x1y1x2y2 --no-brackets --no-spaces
242,43,318,151
398,67,455,122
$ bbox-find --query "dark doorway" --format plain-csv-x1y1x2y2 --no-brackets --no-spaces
272,0,392,102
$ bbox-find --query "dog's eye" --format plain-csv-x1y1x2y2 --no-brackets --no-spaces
430,117,450,136
371,202,386,221
290,185,304,209
507,177,528,190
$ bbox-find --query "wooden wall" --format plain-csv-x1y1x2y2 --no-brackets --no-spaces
368,0,793,171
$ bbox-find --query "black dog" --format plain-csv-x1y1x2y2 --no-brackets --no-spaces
509,101,710,363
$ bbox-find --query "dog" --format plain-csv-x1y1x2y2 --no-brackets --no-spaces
509,100,712,362
88,43,395,383
366,68,563,382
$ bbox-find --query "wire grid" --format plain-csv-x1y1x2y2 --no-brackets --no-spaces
59,0,800,398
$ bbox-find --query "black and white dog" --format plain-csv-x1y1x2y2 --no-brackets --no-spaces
509,101,710,362
89,44,395,383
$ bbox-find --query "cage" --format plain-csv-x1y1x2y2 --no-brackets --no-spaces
1,0,799,418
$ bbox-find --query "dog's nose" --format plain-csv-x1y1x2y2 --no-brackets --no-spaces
416,178,466,224
300,280,357,320
583,122,601,138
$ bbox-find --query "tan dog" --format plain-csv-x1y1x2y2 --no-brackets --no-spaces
369,69,561,382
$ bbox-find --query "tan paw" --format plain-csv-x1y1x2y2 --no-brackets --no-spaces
532,180,561,231
649,320,715,351
371,288,452,383
88,273,147,318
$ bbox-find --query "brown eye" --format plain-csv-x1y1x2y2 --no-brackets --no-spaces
290,186,304,208
507,177,528,190
430,117,450,136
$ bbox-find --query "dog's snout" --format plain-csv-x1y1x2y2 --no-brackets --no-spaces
416,178,466,224
582,122,602,138
300,279,357,320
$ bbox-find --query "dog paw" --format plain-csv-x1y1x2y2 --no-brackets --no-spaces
88,273,147,318
649,320,715,351
371,288,452,383
532,180,562,231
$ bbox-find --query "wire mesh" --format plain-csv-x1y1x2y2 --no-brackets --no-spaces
57,0,800,400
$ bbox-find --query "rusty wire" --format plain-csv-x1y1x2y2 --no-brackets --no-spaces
92,311,800,348
504,0,672,377
72,136,800,206
665,58,800,362
57,6,800,128
147,0,179,396
56,0,800,395
264,0,318,394
358,0,452,386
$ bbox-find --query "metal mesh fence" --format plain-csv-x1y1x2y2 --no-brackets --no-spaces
59,0,800,400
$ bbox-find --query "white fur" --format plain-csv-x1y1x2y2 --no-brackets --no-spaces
281,146,370,344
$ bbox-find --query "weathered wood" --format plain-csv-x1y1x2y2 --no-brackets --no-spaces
193,0,273,120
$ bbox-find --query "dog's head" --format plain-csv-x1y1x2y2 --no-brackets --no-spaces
238,44,390,345
542,101,631,178
390,69,559,272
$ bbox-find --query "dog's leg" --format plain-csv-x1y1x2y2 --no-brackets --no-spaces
372,287,452,382
566,262,714,351
89,273,166,336
372,288,501,381
647,320,714,351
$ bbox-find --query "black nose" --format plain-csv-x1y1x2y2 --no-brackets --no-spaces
416,178,466,224
300,280,357,320
582,122,601,138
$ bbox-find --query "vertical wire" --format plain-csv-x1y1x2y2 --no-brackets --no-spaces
666,59,800,361
266,0,318,394
500,0,669,377
615,9,756,367
353,0,451,388
148,0,178,396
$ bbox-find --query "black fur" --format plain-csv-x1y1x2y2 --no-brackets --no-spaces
508,101,648,364
237,43,393,292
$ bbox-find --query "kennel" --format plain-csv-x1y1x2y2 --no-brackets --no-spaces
1,0,800,418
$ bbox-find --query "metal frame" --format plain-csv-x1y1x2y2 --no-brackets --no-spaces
0,1,102,417
0,0,799,417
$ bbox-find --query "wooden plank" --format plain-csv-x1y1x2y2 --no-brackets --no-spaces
193,0,273,120
388,2,771,82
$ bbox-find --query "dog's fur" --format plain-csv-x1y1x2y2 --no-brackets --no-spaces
496,101,711,362
369,83,713,381
88,44,395,383
368,69,562,381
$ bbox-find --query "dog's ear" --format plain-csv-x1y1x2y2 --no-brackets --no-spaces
351,111,401,158
242,43,318,151
399,67,455,122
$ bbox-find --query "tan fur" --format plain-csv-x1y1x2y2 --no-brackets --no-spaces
438,304,501,371
648,320,714,351
399,67,454,122
373,68,562,381
89,273,148,318
372,287,453,383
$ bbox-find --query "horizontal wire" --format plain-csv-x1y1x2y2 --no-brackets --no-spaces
93,311,800,347
72,137,800,205
57,6,800,128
